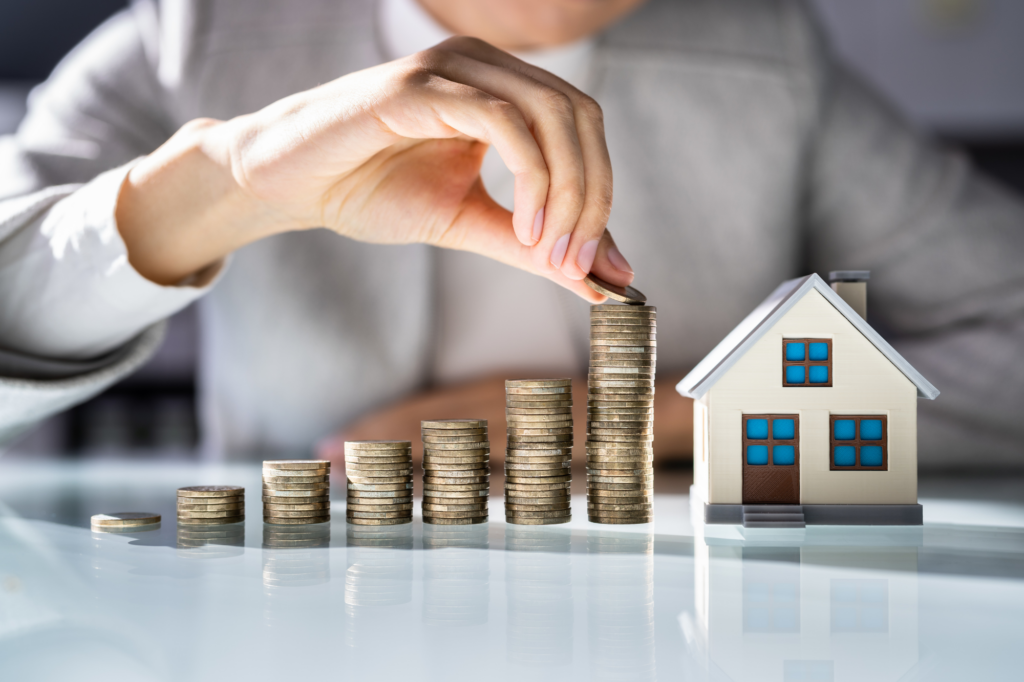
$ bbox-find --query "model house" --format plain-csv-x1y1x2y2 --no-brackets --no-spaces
676,272,939,527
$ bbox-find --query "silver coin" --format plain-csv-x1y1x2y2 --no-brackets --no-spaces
505,474,571,484
262,461,330,470
262,495,329,504
345,502,414,512
421,419,488,429
343,440,413,450
177,486,245,498
584,275,647,304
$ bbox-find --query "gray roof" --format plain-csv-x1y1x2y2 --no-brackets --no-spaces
675,274,940,400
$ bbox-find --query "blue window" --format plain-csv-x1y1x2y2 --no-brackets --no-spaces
785,366,805,384
773,445,795,465
746,419,769,440
783,339,831,387
830,415,887,470
744,415,799,468
773,419,795,440
747,445,769,465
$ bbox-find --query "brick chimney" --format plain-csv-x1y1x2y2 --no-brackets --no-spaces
829,271,869,320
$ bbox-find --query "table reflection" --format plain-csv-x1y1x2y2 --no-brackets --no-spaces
692,535,919,682
174,522,244,559
587,529,656,682
344,522,414,651
504,525,573,675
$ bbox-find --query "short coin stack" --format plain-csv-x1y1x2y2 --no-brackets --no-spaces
344,442,412,526
262,461,330,525
178,485,245,525
504,379,573,525
587,304,657,524
91,511,161,533
421,420,490,525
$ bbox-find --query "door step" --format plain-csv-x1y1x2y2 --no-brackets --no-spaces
742,505,806,528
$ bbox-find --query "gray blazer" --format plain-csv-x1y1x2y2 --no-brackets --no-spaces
2,0,1023,466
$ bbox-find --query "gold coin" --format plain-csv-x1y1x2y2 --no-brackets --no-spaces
505,456,571,465
177,486,245,498
505,386,572,395
505,516,570,525
177,516,245,525
588,429,655,438
587,489,652,499
345,502,413,512
343,460,413,469
423,467,489,477
343,440,412,450
587,516,651,525
505,379,572,387
343,453,411,462
422,453,490,463
422,434,489,443
591,303,655,312
505,461,571,470
587,398,654,407
424,476,489,485
506,448,572,457
588,482,653,492
263,502,331,511
262,461,329,470
91,512,162,526
265,508,331,518
262,481,330,491
262,468,329,478
346,489,407,498
421,428,487,436
583,275,647,304
504,481,570,491
177,509,244,519
424,482,489,491
346,510,413,519
503,487,571,498
505,509,572,519
588,502,652,511
344,468,414,478
423,489,489,498
261,488,331,498
505,474,571,484
260,475,329,485
422,502,489,512
507,435,572,444
506,400,573,409
262,495,329,504
505,407,573,415
264,516,330,525
346,517,412,526
505,392,574,401
505,501,571,511
587,509,653,518
177,501,245,511
421,419,488,429
505,414,573,423
421,441,492,451
423,509,490,519
422,516,488,525
345,475,413,485
347,482,413,491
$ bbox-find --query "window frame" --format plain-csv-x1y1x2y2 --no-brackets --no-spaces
829,415,888,471
742,414,801,468
782,338,833,388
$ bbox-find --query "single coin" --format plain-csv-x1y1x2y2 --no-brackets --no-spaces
177,516,245,525
587,516,650,525
587,508,653,518
343,440,412,450
263,461,330,470
590,323,655,332
177,501,245,511
505,379,572,387
264,516,330,525
346,510,413,519
265,508,332,518
505,516,570,525
422,516,488,525
264,502,331,511
421,419,488,429
505,474,571,484
91,512,161,526
505,470,570,480
588,344,656,353
263,495,329,504
505,502,572,513
504,481,570,491
346,503,414,512
177,486,245,498
584,274,647,304
506,450,573,460
421,427,487,436
422,502,489,512
506,400,574,409
587,437,655,446
505,386,572,395
591,303,655,312
423,465,491,475
177,509,244,519
424,482,489,491
262,468,329,478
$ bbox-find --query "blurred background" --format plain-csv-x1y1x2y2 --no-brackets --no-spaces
2,0,1023,459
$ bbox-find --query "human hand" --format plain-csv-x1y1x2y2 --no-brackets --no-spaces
118,38,633,300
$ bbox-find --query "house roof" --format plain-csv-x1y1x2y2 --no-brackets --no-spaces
675,273,940,400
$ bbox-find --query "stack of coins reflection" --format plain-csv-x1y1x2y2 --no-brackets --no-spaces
177,485,245,526
176,523,245,555
423,523,490,626
345,524,414,649
587,304,656,524
421,420,489,525
91,512,161,533
344,441,413,525
587,530,655,681
504,379,573,525
505,526,573,669
263,460,330,525
262,524,331,588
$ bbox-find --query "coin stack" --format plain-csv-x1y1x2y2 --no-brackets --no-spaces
421,419,490,525
177,485,245,525
262,461,330,525
504,379,573,525
344,442,413,526
587,304,656,524
91,512,161,533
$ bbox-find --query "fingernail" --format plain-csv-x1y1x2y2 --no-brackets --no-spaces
607,245,634,274
550,234,570,268
532,208,544,242
576,239,599,274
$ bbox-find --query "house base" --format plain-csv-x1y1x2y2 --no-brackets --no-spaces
704,502,922,526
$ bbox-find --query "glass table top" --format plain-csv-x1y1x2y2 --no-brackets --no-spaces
0,460,1021,682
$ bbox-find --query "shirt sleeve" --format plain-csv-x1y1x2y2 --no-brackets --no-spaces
0,0,221,363
799,10,1024,467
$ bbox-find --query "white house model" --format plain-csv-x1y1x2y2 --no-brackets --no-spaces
676,273,939,527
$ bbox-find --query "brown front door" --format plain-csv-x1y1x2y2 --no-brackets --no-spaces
742,414,800,504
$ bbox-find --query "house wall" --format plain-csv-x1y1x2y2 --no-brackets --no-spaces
706,290,918,505
693,397,711,503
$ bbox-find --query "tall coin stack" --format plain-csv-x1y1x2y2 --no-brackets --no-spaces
344,441,413,526
262,461,331,525
177,485,245,526
421,420,490,525
587,304,656,524
504,379,573,525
